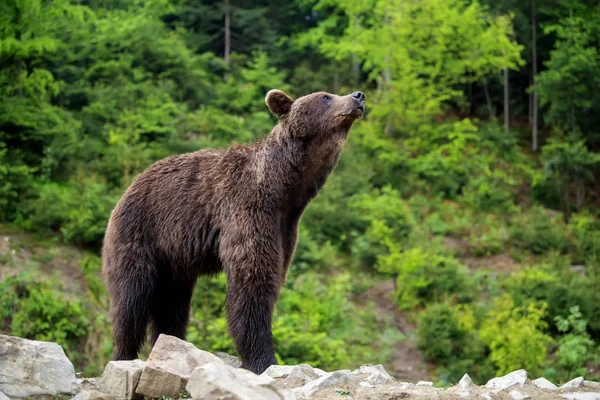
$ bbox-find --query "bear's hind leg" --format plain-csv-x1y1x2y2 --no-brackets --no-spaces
149,279,196,345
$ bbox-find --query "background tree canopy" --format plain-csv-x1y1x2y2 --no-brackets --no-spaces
1,0,600,385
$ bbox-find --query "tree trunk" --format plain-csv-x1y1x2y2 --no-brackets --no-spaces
483,81,495,119
504,67,509,135
528,69,533,126
224,0,231,63
532,0,539,151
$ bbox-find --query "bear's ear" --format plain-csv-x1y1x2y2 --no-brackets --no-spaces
266,89,294,118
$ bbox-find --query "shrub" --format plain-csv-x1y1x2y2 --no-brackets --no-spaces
17,178,119,246
378,248,474,309
509,206,572,254
547,306,598,383
417,302,493,384
504,266,600,336
0,274,90,365
480,294,553,376
273,272,400,370
349,185,415,269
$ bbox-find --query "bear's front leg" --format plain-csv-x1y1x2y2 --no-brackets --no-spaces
220,223,283,374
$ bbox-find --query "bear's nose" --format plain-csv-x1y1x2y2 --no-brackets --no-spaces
352,91,365,103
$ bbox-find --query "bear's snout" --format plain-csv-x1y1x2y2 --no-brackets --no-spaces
352,91,366,104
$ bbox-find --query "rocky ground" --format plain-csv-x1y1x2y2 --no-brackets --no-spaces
1,334,600,400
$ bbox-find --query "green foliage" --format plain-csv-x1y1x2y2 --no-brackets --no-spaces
548,306,598,382
273,272,399,370
17,179,120,246
480,295,553,377
0,274,89,364
509,206,571,254
417,302,493,384
378,248,474,310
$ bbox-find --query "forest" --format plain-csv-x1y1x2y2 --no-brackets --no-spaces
1,0,600,386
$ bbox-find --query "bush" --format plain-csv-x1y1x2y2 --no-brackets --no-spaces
509,206,572,254
504,266,600,336
349,185,415,268
480,294,553,376
546,306,598,383
0,274,90,365
273,272,400,370
417,302,493,384
378,248,474,310
17,178,119,246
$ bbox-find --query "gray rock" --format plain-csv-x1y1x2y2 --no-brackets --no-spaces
0,391,8,400
456,373,473,397
263,366,296,379
351,364,394,387
293,370,359,396
283,367,311,388
509,390,530,400
397,383,415,390
459,374,473,390
72,389,115,400
215,352,242,368
485,369,527,392
76,378,100,393
584,381,600,390
0,334,77,398
263,364,326,381
186,361,295,400
417,380,434,386
561,377,585,390
561,393,600,400
532,377,558,390
135,334,223,399
98,360,146,400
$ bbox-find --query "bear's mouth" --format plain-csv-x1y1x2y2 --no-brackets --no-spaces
339,105,364,119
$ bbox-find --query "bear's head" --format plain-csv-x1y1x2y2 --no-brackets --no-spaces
265,89,365,141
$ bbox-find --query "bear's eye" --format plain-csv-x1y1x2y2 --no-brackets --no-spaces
322,95,332,103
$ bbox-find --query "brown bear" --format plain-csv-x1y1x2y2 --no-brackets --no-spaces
102,89,366,374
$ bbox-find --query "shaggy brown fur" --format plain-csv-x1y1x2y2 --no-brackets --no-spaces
102,89,366,374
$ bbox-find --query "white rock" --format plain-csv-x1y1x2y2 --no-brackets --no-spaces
561,393,600,400
0,334,77,398
459,374,473,390
584,381,600,390
186,361,295,400
479,393,493,400
0,391,8,400
293,370,359,396
263,364,326,381
417,381,434,386
135,334,223,398
485,370,527,392
397,383,415,390
283,366,312,387
72,389,115,400
561,377,585,389
510,390,530,400
263,365,297,379
532,377,558,390
456,373,474,397
215,352,242,368
351,364,394,386
98,360,146,400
